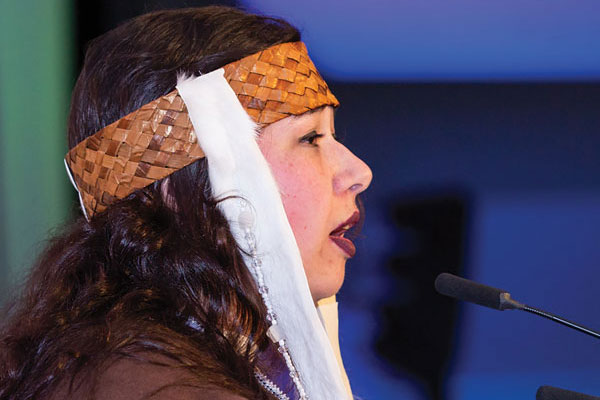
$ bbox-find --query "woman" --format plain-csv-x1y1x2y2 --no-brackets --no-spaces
0,6,371,400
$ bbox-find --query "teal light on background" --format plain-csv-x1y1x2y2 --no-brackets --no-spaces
0,0,73,298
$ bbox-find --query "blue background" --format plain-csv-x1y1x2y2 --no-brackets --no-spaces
243,0,600,81
332,83,600,399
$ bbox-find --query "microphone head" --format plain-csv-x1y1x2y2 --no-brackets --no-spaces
434,273,507,310
537,385,600,400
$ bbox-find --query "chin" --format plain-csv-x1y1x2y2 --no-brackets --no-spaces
310,262,346,302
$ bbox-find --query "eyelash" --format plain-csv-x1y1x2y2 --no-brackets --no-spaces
300,131,325,146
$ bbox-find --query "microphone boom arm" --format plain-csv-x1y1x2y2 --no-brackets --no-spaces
521,304,600,340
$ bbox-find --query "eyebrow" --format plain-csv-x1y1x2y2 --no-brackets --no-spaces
291,105,339,119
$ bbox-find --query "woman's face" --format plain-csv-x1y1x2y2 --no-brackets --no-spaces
258,106,372,302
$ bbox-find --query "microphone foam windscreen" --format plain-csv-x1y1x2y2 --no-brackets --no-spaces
537,385,600,400
434,273,505,310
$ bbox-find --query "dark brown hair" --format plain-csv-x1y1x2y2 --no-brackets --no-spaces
0,7,300,399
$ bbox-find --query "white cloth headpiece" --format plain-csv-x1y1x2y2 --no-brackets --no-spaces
177,69,350,399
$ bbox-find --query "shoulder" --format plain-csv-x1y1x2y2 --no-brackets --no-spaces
49,353,248,400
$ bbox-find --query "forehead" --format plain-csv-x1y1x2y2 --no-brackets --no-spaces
262,106,334,136
290,106,335,126
258,107,335,145
292,105,336,119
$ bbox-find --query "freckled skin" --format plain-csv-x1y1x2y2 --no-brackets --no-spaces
258,107,372,302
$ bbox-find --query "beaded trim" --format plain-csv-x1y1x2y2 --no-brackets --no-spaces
238,201,308,400
255,370,290,400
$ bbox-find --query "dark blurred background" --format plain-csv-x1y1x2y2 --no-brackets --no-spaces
1,1,599,399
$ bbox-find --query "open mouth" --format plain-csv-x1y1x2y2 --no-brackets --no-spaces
329,211,360,258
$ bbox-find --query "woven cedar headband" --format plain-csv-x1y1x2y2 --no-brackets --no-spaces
65,41,339,219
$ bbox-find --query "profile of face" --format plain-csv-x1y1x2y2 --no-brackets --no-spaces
258,106,372,302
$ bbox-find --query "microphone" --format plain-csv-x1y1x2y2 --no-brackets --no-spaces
434,273,600,339
537,386,600,400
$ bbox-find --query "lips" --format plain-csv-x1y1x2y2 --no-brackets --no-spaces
329,211,360,258
330,236,356,258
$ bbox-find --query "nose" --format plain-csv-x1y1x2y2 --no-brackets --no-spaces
333,143,373,195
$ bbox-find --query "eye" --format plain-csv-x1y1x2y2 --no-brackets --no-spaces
299,130,325,147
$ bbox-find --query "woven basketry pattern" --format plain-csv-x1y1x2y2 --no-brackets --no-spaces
66,41,338,218
66,90,203,217
224,42,339,125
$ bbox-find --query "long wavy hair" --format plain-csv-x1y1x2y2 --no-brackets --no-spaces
0,7,301,399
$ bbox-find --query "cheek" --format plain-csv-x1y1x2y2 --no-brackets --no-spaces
270,158,323,246
262,148,331,262
258,136,343,301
